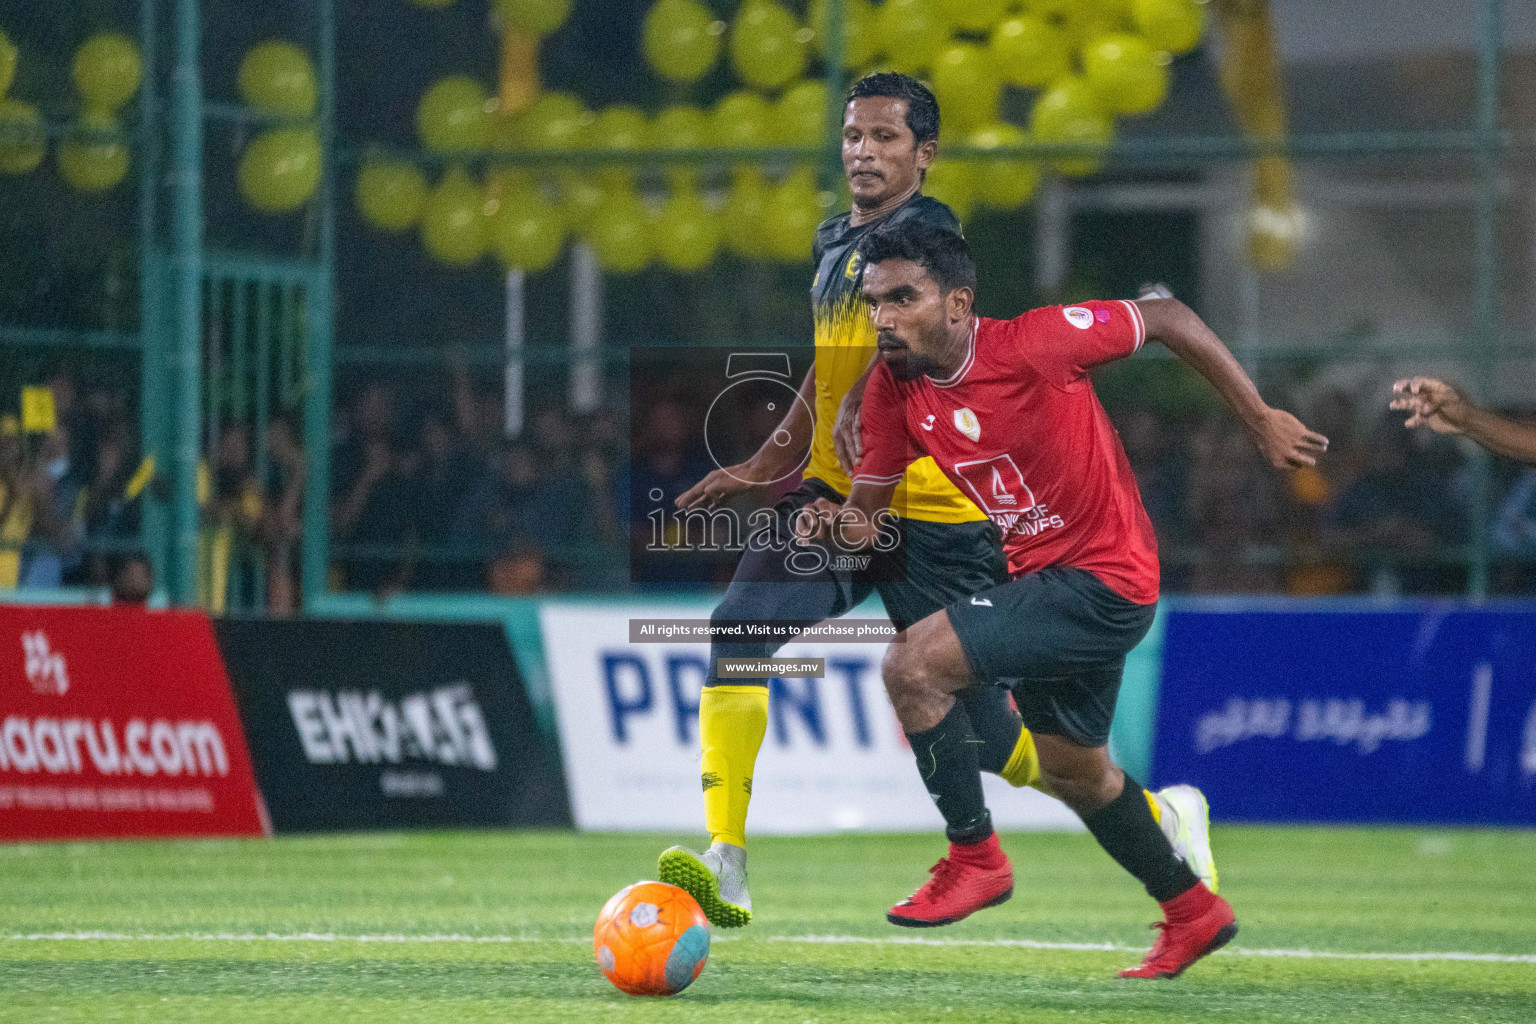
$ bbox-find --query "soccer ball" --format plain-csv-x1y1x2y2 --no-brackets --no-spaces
593,880,710,996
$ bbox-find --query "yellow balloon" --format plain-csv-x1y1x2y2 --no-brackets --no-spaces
922,159,974,223
1082,32,1168,115
937,0,1010,34
0,98,45,174
592,104,648,151
514,91,590,150
775,79,828,147
238,128,322,213
421,168,488,267
238,41,316,118
57,107,130,194
643,0,721,83
723,168,770,257
589,104,647,187
764,169,826,263
930,44,1001,135
585,189,652,274
731,0,808,91
808,0,879,68
494,185,565,272
1,30,17,99
1030,76,1113,176
712,90,772,149
877,0,946,75
72,32,141,113
560,172,606,232
1025,0,1096,21
414,77,491,154
965,123,1039,209
1132,0,1204,55
990,16,1070,89
356,159,428,231
417,76,491,153
493,0,574,37
654,189,722,272
653,104,710,188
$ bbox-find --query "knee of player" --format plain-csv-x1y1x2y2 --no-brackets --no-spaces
880,643,931,700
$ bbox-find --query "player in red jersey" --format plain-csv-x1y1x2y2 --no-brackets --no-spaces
799,221,1328,979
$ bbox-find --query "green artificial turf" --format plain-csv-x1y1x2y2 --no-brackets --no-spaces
2,827,1534,1022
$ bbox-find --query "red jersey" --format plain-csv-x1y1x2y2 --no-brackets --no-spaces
856,300,1160,604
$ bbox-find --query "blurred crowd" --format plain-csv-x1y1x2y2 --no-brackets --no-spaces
9,369,1536,608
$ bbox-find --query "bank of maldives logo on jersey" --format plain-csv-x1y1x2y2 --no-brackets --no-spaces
953,407,981,442
953,455,1036,514
1063,306,1094,329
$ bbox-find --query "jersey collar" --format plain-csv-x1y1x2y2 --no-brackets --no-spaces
930,316,977,389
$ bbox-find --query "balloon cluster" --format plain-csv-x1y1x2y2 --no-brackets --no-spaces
359,0,1203,273
1,28,141,191
236,41,322,213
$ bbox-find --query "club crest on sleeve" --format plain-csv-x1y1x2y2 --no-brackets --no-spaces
953,407,981,442
1063,306,1094,330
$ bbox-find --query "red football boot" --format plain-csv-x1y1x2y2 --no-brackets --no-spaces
886,834,1014,928
1119,882,1238,979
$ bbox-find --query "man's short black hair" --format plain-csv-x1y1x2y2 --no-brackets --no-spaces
859,219,977,293
846,72,940,145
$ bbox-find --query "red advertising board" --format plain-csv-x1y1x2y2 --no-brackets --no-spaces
0,605,267,841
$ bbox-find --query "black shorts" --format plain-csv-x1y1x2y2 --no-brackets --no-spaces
945,567,1157,748
704,478,1008,685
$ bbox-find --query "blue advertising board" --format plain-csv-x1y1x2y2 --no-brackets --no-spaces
1153,602,1536,824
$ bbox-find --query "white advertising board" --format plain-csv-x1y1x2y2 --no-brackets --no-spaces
540,601,1080,834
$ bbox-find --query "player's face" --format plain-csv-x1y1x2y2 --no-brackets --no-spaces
842,97,936,207
863,258,953,382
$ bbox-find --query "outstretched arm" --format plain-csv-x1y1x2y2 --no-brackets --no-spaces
676,364,816,510
1391,376,1536,466
1137,297,1329,468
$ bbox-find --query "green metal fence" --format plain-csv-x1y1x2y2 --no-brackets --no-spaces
0,0,1521,606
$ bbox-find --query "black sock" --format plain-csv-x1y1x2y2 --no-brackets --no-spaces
1082,774,1199,902
907,702,993,845
954,684,1022,775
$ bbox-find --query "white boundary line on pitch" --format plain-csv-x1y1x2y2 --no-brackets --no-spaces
1,932,1534,964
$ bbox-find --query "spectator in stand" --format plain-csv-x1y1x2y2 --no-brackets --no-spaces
338,425,422,596
260,415,306,614
1328,420,1466,594
110,551,153,605
72,417,143,589
1183,418,1282,593
331,380,396,511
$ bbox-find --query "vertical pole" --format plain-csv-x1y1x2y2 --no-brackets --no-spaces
169,0,203,607
819,0,847,193
569,243,602,415
505,269,525,436
1468,0,1501,598
1035,179,1070,299
302,0,337,610
137,0,167,593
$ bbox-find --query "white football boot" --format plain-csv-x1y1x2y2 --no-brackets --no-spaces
1155,784,1219,894
658,841,752,927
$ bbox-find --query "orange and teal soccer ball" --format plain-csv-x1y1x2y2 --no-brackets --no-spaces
593,881,711,996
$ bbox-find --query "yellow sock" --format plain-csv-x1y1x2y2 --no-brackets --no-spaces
999,726,1047,792
1145,788,1162,824
699,685,769,849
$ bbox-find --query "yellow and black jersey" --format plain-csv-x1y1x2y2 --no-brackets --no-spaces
806,194,986,524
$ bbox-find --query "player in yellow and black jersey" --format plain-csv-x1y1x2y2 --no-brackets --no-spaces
657,74,1048,929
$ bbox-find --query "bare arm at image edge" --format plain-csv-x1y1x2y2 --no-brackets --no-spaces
1391,377,1536,466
